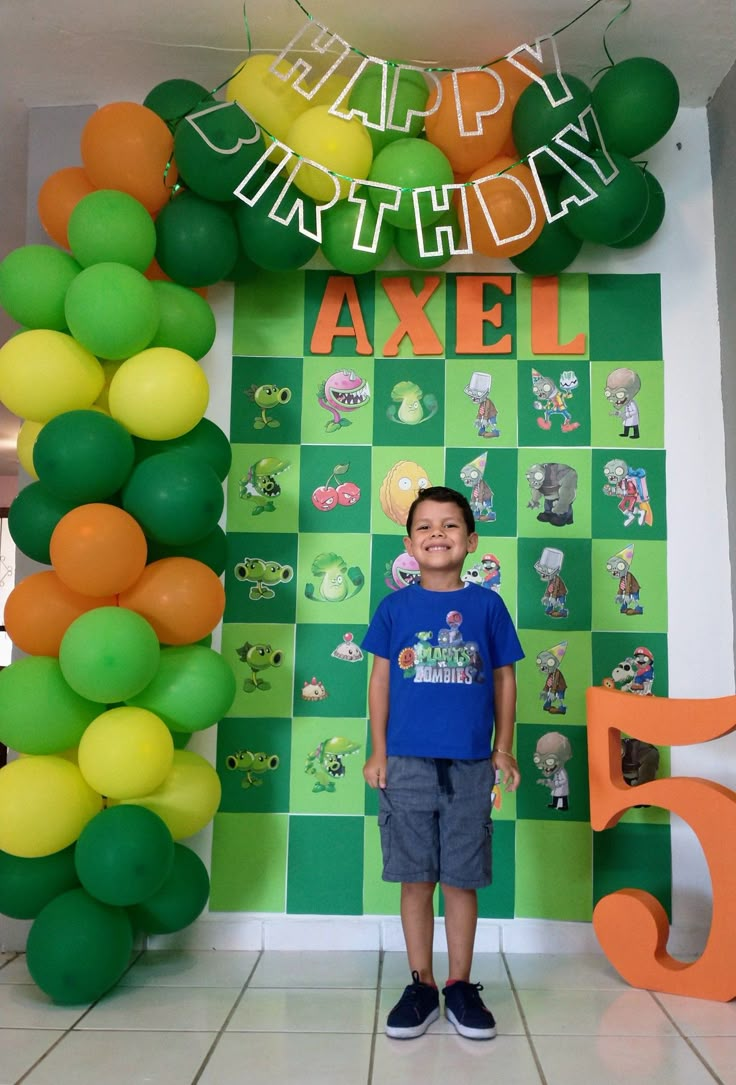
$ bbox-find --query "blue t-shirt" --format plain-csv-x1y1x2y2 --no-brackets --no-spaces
362,583,524,759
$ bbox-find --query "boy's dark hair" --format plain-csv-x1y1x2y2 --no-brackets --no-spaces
405,485,476,536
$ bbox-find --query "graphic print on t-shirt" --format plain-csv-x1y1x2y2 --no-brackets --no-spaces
397,609,485,686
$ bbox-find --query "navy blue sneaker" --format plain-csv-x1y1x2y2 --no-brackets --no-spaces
386,971,440,1039
442,980,497,1040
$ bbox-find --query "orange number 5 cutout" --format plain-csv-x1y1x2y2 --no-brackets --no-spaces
587,687,736,1001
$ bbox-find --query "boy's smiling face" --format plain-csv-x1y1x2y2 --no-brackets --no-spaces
403,499,478,575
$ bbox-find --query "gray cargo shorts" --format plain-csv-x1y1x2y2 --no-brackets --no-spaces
377,755,494,889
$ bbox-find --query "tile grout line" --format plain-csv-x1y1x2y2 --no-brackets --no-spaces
366,950,385,1085
189,947,265,1085
649,991,728,1085
501,951,549,1085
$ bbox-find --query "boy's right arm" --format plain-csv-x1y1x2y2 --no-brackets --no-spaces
364,655,390,789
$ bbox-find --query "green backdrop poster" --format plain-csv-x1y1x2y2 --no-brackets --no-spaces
210,270,670,921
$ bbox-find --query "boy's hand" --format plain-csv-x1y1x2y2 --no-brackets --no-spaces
492,750,521,792
364,753,387,789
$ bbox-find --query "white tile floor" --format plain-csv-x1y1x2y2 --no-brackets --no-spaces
1,948,735,1085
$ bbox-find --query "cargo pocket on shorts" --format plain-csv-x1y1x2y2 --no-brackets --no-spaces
378,809,392,872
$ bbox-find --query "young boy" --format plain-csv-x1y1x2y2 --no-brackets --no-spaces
362,485,523,1041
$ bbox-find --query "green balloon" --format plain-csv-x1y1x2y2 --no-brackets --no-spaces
143,79,214,126
174,102,265,203
592,58,680,157
512,73,593,174
155,192,239,287
67,190,157,272
126,644,236,733
75,805,174,907
122,450,224,546
349,67,429,154
0,245,80,330
128,843,209,934
559,151,649,244
59,607,161,703
234,191,319,271
224,243,258,283
27,888,133,1004
321,199,395,274
147,281,217,360
170,729,192,749
0,845,80,920
145,525,227,576
133,417,232,481
395,207,460,269
609,170,666,249
8,482,77,565
64,262,159,360
368,138,454,230
511,178,583,274
0,656,101,754
33,409,135,503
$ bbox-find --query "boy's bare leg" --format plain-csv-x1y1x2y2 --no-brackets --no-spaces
441,884,478,982
400,881,437,986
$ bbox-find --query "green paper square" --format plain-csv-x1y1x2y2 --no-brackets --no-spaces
516,723,590,823
226,442,300,533
514,820,593,921
517,448,592,539
516,273,590,361
287,815,365,914
517,536,592,631
517,360,591,447
296,533,371,625
300,356,375,443
444,358,518,448
590,361,664,449
291,719,367,814
592,449,667,541
372,357,446,446
233,273,305,357
221,621,295,718
298,445,372,533
591,631,669,699
478,822,516,918
230,355,304,445
370,446,446,535
516,629,592,726
209,812,287,912
304,270,376,358
224,532,298,624
293,623,369,719
445,447,519,538
588,275,663,361
363,816,401,915
591,539,668,631
216,717,292,813
593,823,671,920
374,271,447,359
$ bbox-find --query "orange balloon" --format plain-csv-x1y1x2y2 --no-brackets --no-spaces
50,504,148,597
80,102,178,214
463,155,546,258
425,70,513,175
4,570,116,656
118,557,225,646
37,167,96,249
484,58,541,161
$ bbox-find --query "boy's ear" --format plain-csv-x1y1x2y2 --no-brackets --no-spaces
403,535,414,556
467,532,479,554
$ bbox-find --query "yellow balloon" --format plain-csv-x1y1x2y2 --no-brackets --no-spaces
286,105,373,201
16,419,43,478
0,756,102,858
0,330,105,422
226,54,310,143
310,74,351,111
107,347,209,440
113,749,221,840
78,706,174,799
94,360,123,413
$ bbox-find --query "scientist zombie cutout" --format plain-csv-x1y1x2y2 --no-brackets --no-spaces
536,641,568,714
534,732,573,811
606,543,644,615
604,367,641,440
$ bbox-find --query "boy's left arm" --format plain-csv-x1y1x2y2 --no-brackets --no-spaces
492,664,521,792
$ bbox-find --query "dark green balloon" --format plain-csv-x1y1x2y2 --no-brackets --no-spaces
233,192,319,271
174,102,265,202
75,806,174,907
558,152,649,244
128,843,209,934
33,410,135,503
0,846,80,920
592,58,680,157
8,482,77,565
27,888,133,1004
148,281,217,360
321,200,395,274
155,192,239,287
133,417,232,480
510,178,583,274
145,524,227,576
224,244,258,283
143,79,214,127
122,450,224,546
395,207,460,269
512,73,593,174
609,170,666,249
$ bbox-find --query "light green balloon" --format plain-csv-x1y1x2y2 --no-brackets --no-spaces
64,262,160,360
67,190,157,271
0,245,80,330
126,644,236,733
59,607,161,704
0,656,100,754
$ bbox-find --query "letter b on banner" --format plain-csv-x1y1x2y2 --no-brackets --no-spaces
587,687,736,1002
